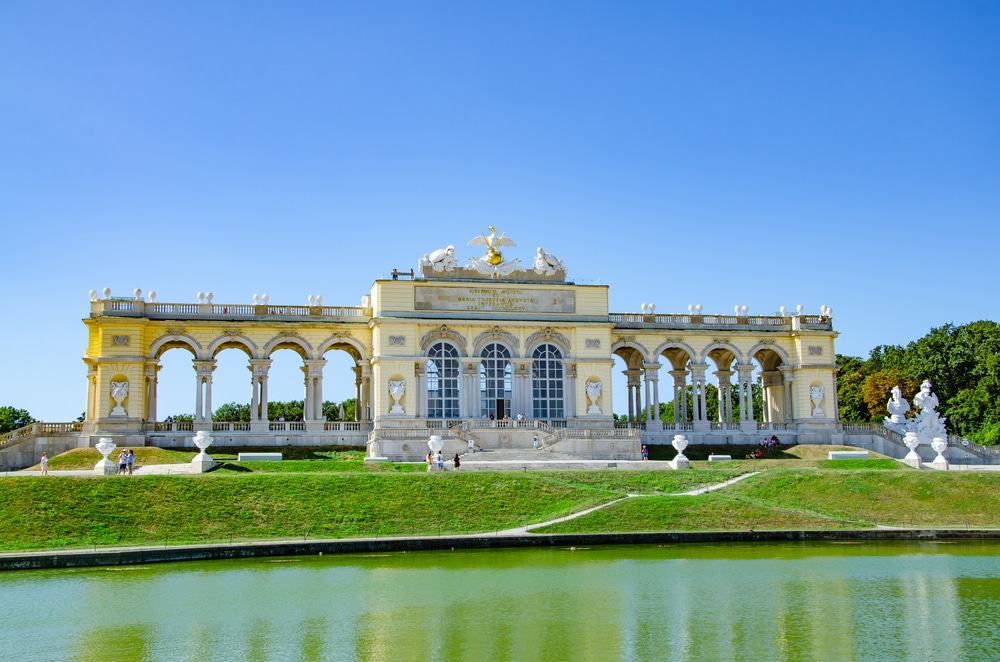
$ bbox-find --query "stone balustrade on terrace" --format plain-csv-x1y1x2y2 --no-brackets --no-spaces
90,299,832,331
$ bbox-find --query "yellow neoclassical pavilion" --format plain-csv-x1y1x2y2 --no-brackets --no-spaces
77,229,841,460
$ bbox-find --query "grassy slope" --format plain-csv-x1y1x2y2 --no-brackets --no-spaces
6,445,999,552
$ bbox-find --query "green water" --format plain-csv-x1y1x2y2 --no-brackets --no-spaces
3,541,1000,661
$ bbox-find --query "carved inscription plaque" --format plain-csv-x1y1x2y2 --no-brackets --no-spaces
414,286,576,314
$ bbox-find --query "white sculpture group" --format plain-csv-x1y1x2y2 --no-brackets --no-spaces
419,228,567,279
885,380,949,468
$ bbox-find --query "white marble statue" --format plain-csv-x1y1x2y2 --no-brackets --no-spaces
388,379,406,415
110,381,129,416
809,385,825,417
467,227,521,277
885,385,910,426
913,380,947,444
418,245,458,272
586,381,603,414
532,247,566,276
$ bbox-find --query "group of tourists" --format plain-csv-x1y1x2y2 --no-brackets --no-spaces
745,435,783,459
117,449,135,475
425,451,463,471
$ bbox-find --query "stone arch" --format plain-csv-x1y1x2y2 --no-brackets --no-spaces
700,341,744,367
652,340,697,369
317,333,368,362
149,332,202,359
420,325,468,355
610,337,649,368
473,326,520,358
207,332,259,359
747,342,790,370
525,327,571,357
263,332,314,360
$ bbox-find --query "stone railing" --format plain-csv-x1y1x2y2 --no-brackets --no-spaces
212,422,252,431
91,299,370,322
0,422,83,450
757,422,789,431
547,426,640,444
609,312,832,331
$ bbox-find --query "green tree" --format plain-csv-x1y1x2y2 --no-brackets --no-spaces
836,355,869,422
213,402,251,422
0,407,36,434
322,398,356,421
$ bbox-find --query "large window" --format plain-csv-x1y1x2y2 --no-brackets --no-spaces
531,344,564,420
479,343,512,419
426,342,460,419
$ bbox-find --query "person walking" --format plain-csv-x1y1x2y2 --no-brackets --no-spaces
453,453,461,471
427,451,434,472
39,452,49,476
117,450,128,475
533,435,539,450
126,449,135,475
436,451,444,471
642,445,649,461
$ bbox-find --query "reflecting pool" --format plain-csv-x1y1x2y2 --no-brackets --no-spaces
2,541,1000,661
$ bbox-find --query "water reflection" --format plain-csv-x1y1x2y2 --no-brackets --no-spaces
1,541,999,661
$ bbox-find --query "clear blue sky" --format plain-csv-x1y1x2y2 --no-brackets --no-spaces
2,1,997,422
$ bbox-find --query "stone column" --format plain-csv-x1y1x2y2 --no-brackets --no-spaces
86,362,98,422
352,366,362,421
414,361,427,419
514,360,531,419
193,359,216,430
144,361,160,423
302,359,327,422
714,370,733,423
735,364,757,431
360,363,372,422
461,360,480,419
643,362,661,430
565,361,577,419
780,367,794,422
689,363,708,426
669,369,688,423
624,369,642,423
249,359,272,426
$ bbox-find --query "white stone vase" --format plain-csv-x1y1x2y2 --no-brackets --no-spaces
191,430,215,472
94,437,117,475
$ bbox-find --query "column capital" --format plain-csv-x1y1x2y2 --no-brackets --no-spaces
248,358,272,376
193,359,217,375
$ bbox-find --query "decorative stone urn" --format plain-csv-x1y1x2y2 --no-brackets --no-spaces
388,380,406,415
903,431,922,469
931,436,949,471
671,434,690,470
94,437,117,475
191,430,215,472
427,435,443,454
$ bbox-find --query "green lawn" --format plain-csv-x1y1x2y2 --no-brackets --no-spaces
3,462,1000,552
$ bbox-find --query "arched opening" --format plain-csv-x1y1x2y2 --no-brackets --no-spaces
426,341,460,420
479,343,512,420
531,343,564,421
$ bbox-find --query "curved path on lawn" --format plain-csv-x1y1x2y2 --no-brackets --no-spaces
498,471,761,535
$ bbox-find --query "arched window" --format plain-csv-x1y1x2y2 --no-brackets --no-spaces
531,344,564,420
479,343,512,419
427,342,460,419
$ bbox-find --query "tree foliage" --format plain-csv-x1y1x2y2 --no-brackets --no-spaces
0,407,36,434
837,320,1000,443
